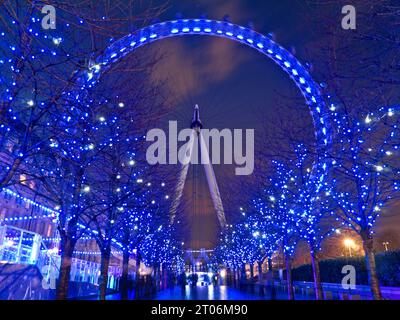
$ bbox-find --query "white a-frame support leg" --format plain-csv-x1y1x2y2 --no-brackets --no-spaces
169,129,227,229
198,132,227,228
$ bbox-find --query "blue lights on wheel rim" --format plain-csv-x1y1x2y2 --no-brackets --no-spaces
74,18,333,189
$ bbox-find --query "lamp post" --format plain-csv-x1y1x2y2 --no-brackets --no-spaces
382,241,389,252
343,238,355,257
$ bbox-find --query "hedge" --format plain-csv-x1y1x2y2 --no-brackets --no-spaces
292,250,400,287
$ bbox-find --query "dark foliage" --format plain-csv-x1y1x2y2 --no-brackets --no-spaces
292,251,400,287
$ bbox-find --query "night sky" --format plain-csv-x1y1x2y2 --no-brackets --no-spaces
128,0,399,249
135,0,310,249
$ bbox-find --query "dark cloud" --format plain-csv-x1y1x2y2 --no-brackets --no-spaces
149,37,251,106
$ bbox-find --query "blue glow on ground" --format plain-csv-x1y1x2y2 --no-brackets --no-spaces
102,285,315,300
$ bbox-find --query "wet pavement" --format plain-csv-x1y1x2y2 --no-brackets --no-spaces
103,285,314,300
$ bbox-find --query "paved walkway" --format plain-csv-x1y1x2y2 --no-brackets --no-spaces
103,285,313,300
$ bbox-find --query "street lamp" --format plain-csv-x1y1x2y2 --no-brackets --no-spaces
382,241,390,251
343,238,355,257
220,269,226,278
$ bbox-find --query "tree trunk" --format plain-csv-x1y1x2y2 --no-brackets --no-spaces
361,232,382,300
99,245,111,300
268,257,276,300
120,250,130,300
56,237,75,300
310,248,324,300
154,264,160,291
257,261,263,280
284,254,294,300
267,257,273,272
257,261,264,296
161,265,167,289
249,262,254,279
0,157,22,187
135,253,141,299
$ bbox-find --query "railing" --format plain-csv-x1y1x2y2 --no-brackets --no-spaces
291,280,400,300
255,279,400,300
